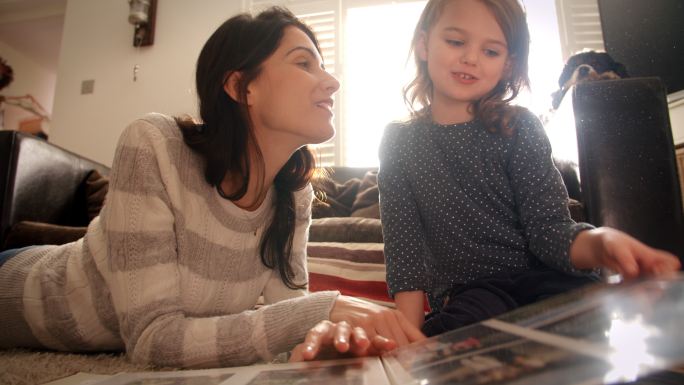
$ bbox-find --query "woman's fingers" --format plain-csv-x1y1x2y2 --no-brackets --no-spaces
383,311,410,346
333,321,352,353
370,334,397,353
300,320,335,360
397,312,427,343
349,327,371,356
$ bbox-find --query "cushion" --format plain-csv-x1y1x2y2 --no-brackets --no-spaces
307,242,393,307
309,217,383,243
350,171,380,218
3,221,86,250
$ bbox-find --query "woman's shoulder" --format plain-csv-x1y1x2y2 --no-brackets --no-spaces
127,113,183,140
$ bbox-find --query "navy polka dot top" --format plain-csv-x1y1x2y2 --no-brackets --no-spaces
377,108,593,310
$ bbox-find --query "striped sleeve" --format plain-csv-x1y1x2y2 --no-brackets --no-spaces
100,119,337,368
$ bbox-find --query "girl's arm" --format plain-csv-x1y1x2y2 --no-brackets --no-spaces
377,123,430,305
507,111,594,274
509,111,681,278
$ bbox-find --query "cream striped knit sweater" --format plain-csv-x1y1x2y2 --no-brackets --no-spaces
0,113,338,368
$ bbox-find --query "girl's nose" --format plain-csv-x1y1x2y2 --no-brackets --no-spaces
460,48,478,66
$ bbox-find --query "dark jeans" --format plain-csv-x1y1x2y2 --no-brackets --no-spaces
0,246,37,268
421,267,599,337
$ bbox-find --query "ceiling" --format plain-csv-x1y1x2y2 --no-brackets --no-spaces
0,0,67,73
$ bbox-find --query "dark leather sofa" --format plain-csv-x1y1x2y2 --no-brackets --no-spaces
0,131,110,250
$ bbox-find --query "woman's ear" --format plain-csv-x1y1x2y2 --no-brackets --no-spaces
416,31,428,61
223,71,242,102
503,56,514,79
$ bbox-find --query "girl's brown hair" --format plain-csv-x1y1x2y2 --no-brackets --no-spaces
176,7,319,289
404,0,530,135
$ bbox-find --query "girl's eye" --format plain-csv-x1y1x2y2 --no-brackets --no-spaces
484,49,500,57
446,39,464,47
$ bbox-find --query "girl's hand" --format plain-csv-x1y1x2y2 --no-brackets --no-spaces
329,295,426,347
289,320,396,362
570,227,681,279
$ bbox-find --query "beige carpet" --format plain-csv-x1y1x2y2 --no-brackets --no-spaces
0,348,169,385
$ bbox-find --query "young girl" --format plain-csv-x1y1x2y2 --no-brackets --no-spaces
378,0,681,336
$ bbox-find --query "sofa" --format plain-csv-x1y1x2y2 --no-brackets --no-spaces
0,131,391,306
0,131,109,250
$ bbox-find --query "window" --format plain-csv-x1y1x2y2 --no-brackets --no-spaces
248,0,582,167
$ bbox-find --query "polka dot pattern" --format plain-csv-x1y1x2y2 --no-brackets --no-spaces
377,109,593,310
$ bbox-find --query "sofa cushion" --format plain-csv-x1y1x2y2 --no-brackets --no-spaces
309,217,383,243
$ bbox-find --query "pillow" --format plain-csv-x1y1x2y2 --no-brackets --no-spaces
309,217,383,243
307,242,393,307
351,171,380,218
3,221,86,250
311,177,361,218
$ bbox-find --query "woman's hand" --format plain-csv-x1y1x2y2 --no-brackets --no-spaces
570,227,681,279
329,295,426,347
289,320,396,362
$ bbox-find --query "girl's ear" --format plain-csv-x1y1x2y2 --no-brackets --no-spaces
416,31,429,61
223,71,242,102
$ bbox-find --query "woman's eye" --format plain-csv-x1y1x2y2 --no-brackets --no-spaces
297,61,311,69
446,39,464,47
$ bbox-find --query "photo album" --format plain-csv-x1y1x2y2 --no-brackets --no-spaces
61,274,684,385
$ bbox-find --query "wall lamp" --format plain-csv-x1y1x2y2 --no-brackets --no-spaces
128,0,157,47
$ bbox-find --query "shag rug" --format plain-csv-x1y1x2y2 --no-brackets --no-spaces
0,348,168,385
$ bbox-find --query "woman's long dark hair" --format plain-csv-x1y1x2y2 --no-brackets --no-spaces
177,7,318,289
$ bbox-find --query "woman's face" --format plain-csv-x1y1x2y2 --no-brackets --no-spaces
245,26,340,150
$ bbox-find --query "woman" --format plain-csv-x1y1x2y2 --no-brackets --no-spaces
0,7,423,368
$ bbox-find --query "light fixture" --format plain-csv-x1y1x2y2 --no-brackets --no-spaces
128,0,157,47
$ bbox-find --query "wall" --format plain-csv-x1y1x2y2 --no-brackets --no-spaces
0,40,56,133
669,100,684,145
50,0,243,166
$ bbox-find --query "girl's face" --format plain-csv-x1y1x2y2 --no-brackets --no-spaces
418,0,510,115
244,26,340,150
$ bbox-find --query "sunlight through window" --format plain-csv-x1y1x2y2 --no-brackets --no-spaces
342,0,567,167
344,1,426,167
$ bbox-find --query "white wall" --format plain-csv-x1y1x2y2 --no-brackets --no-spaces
0,40,56,133
50,0,244,166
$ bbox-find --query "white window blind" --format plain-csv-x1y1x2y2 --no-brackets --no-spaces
555,0,605,60
247,0,341,166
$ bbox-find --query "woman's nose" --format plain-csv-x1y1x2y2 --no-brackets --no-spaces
323,72,340,94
